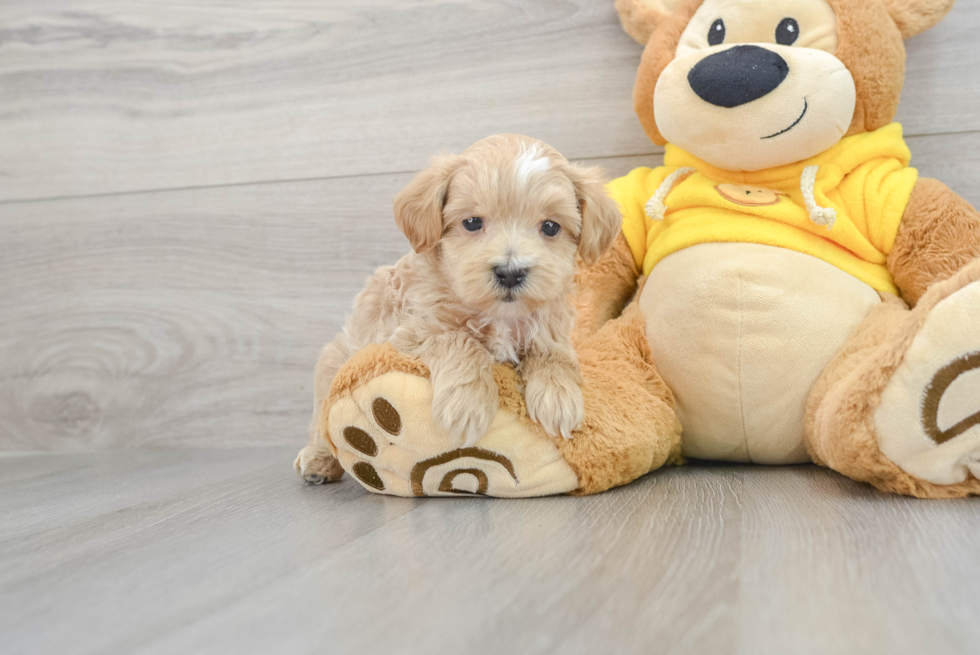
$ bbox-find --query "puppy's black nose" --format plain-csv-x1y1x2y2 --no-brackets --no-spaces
688,45,789,108
494,266,527,289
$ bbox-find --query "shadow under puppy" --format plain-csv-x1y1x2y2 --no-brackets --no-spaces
296,134,621,483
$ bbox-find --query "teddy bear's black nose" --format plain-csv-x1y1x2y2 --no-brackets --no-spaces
688,45,789,108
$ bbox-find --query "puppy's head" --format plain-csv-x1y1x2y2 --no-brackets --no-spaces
394,134,620,315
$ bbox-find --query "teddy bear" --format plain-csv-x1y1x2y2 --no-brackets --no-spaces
299,0,980,499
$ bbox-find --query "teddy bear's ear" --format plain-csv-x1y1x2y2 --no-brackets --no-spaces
615,0,687,44
879,0,956,39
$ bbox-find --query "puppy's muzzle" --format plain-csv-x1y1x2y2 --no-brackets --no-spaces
493,265,528,290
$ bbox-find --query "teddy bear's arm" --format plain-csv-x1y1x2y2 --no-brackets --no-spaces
572,232,639,344
887,178,980,306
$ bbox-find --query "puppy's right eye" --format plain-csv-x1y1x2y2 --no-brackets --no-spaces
462,217,483,232
541,220,561,237
708,18,725,46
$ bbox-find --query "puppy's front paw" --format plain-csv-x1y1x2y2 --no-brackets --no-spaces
525,370,584,440
432,375,499,448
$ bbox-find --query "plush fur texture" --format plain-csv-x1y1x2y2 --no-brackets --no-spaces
626,0,908,148
828,0,907,137
561,300,684,494
630,0,705,146
310,0,980,499
612,0,980,498
805,261,980,498
654,0,855,171
296,134,620,483
318,313,681,496
888,177,980,307
571,233,639,345
880,0,956,38
615,0,684,44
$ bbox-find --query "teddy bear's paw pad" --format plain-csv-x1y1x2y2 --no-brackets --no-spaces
875,280,980,485
409,447,519,496
327,371,579,497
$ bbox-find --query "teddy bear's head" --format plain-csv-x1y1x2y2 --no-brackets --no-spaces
617,0,955,172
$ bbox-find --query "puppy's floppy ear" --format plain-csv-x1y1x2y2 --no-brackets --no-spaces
880,0,956,38
564,164,622,266
615,0,687,44
393,154,465,254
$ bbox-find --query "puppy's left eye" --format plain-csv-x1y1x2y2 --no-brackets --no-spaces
541,221,561,237
462,217,483,232
776,18,800,46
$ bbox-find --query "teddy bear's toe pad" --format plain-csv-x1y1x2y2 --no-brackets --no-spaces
328,371,579,497
875,280,980,485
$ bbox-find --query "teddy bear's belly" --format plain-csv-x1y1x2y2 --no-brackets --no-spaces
639,243,882,464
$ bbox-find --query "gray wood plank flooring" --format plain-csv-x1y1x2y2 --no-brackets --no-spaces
4,136,978,451
3,2,980,650
2,449,978,655
0,0,977,202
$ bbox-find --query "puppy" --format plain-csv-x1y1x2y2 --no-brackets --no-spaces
295,134,621,483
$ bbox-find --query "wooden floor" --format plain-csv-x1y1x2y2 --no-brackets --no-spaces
2,1,980,653
1,0,979,452
2,448,979,655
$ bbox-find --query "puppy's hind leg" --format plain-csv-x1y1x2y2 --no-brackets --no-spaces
295,337,349,484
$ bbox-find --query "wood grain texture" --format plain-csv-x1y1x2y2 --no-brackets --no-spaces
0,172,413,450
0,0,978,202
2,133,979,452
1,449,978,655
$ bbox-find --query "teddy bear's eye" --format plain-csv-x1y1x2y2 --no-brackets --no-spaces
776,18,800,46
708,18,726,46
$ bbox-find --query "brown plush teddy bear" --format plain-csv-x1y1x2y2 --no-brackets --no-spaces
299,0,980,499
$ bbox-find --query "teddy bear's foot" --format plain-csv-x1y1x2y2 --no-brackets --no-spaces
807,261,980,498
327,367,579,497
294,444,345,484
875,274,980,486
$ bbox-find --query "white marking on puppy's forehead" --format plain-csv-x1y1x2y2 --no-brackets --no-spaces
514,143,550,185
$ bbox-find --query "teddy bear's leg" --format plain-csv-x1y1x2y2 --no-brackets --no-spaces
318,230,679,496
805,260,980,498
573,233,640,343
557,231,682,493
558,300,683,494
322,344,583,497
323,296,681,497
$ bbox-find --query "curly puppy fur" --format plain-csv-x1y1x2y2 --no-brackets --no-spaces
295,134,620,483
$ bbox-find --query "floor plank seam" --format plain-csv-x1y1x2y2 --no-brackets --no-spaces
2,129,975,207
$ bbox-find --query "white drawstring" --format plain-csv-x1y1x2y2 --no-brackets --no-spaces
646,164,837,229
644,167,696,221
801,165,836,229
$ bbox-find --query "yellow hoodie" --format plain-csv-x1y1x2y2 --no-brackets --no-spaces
610,123,919,294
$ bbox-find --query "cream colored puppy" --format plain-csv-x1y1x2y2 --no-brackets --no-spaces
295,134,621,483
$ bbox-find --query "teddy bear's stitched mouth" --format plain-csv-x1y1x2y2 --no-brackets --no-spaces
761,98,809,140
